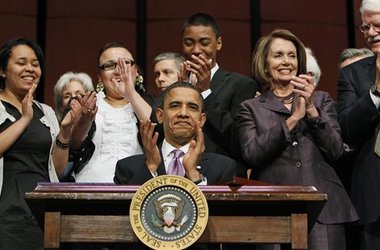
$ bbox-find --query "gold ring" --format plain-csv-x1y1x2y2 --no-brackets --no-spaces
302,85,306,90
87,109,92,112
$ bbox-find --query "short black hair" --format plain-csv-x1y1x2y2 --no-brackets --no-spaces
0,38,45,89
182,12,221,38
158,82,205,112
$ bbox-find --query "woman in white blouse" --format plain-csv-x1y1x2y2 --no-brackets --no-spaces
70,41,152,182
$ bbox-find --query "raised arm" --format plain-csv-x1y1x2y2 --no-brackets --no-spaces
116,58,152,121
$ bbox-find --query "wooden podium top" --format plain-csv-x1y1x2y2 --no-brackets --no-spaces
26,177,327,203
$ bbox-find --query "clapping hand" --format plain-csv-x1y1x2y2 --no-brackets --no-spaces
182,54,212,92
140,120,161,173
77,91,97,124
60,97,82,138
21,83,38,122
291,74,318,118
114,58,136,98
183,120,204,181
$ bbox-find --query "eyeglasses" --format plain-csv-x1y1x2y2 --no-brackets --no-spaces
99,59,134,71
358,23,380,33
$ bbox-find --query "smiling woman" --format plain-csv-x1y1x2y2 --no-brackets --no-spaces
0,38,81,250
237,29,359,250
68,41,154,183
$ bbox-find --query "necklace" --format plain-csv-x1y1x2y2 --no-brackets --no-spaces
274,92,294,104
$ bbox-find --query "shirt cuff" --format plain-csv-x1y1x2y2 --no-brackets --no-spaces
193,174,207,185
369,89,380,108
150,171,158,178
201,89,212,99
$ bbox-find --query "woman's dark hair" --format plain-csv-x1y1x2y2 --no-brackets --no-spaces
0,38,45,89
96,41,131,72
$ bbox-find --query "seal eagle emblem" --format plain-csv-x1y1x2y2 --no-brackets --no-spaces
153,194,188,234
130,175,209,249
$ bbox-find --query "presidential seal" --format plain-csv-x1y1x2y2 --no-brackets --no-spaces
130,175,209,249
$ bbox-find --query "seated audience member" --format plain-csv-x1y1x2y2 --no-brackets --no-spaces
54,71,94,122
70,41,152,183
237,29,358,250
53,71,94,181
153,52,186,92
339,47,374,68
114,82,236,185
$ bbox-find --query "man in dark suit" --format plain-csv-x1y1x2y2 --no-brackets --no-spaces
114,82,236,185
337,1,380,248
181,13,261,177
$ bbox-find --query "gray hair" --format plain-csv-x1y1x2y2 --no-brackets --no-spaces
305,48,321,85
54,71,94,120
360,0,380,14
338,47,374,65
153,52,185,71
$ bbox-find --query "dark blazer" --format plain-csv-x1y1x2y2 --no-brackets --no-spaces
237,89,358,224
337,56,380,224
114,151,237,185
203,68,261,177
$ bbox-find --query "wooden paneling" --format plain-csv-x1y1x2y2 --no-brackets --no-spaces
261,0,349,99
0,0,367,103
0,0,38,45
43,0,136,106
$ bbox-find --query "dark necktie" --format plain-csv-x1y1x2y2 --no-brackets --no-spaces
167,149,185,176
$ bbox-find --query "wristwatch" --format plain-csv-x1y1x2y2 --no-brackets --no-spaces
371,85,380,97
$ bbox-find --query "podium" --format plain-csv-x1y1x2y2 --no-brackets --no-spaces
26,178,326,250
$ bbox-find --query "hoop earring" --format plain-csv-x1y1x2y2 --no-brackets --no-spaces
96,81,104,92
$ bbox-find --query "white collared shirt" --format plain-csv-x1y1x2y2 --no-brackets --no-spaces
161,139,189,172
370,88,380,108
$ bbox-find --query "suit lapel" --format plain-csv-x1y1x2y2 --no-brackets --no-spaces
211,68,228,96
260,90,292,115
157,149,167,175
368,57,376,84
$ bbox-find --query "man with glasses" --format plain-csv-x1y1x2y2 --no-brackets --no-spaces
337,1,380,248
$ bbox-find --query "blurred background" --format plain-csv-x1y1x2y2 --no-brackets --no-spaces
0,0,364,106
